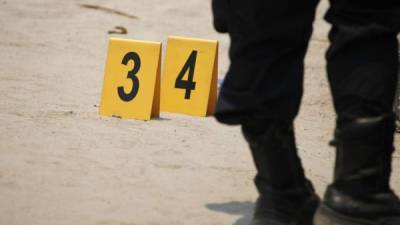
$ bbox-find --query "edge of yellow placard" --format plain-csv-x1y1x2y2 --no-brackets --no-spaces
168,35,219,44
206,42,218,116
151,49,162,119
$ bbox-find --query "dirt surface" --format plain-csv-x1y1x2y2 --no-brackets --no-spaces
1,1,399,225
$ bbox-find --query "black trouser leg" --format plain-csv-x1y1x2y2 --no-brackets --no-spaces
314,2,400,225
325,0,400,119
326,0,399,194
214,0,319,189
326,25,398,120
214,0,319,125
214,0,320,191
212,1,321,224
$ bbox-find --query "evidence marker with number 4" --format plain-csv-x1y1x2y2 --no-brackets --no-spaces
160,36,218,117
99,38,161,120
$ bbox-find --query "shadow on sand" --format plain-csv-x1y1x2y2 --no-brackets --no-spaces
206,201,254,225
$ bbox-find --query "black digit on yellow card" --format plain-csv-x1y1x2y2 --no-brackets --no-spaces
175,50,198,100
118,52,141,102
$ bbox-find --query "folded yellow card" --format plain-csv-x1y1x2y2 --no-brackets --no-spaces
161,36,218,117
99,38,161,120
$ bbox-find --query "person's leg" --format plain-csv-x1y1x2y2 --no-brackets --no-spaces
214,0,319,125
242,118,320,225
212,0,320,224
211,0,229,33
315,1,400,224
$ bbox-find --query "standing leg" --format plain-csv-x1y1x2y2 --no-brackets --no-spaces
211,0,321,224
214,0,320,124
315,1,400,224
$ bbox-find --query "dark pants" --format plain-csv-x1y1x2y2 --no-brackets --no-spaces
214,0,400,125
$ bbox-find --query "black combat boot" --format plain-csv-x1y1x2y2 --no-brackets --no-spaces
314,114,400,225
242,118,320,225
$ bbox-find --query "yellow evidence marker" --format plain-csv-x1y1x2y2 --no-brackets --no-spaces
99,38,161,120
160,36,218,117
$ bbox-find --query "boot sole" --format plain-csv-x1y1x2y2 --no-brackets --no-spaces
314,204,374,225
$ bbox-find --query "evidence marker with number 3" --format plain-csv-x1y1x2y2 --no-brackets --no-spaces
161,36,218,117
99,38,161,120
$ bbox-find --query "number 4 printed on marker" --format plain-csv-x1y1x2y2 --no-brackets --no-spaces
161,36,218,117
175,50,197,100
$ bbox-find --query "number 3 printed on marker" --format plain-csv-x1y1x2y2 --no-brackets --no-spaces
118,52,141,102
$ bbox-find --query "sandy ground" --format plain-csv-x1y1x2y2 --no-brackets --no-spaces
0,1,399,225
